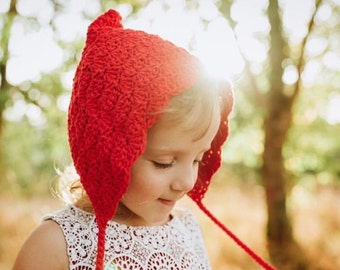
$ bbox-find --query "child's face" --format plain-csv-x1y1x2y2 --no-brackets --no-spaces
117,112,221,226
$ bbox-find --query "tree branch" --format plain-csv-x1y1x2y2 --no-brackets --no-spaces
291,0,323,102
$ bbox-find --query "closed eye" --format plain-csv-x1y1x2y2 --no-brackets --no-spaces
152,161,174,169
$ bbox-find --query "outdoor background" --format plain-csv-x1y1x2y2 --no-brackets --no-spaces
1,0,339,269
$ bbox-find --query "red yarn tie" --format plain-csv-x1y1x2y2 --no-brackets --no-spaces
196,201,277,270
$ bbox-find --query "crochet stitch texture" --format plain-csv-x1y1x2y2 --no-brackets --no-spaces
45,205,211,269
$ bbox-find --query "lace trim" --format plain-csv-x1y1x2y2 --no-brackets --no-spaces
44,205,211,270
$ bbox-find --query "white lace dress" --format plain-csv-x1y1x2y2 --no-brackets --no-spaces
44,205,211,270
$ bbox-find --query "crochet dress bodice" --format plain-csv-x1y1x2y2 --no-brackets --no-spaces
44,205,211,270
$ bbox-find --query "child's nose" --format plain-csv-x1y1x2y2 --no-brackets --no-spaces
170,165,197,192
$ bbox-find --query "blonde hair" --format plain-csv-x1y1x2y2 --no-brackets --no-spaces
54,165,92,211
163,78,221,141
56,78,224,210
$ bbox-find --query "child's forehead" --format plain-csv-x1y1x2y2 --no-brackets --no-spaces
145,112,220,152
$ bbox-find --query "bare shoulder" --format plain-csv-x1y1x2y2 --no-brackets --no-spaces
13,220,69,270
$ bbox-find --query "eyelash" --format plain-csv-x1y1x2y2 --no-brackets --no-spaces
152,160,203,169
152,161,174,169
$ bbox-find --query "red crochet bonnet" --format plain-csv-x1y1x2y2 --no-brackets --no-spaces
68,9,274,270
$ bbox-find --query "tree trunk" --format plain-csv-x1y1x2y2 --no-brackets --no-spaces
219,0,321,268
262,0,308,268
262,100,308,269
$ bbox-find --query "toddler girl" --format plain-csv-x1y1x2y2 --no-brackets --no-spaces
13,9,274,270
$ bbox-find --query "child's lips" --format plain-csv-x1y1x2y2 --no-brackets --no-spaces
158,198,176,206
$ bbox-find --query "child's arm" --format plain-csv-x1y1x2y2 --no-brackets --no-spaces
13,220,69,270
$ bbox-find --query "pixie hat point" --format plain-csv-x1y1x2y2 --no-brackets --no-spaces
68,9,275,270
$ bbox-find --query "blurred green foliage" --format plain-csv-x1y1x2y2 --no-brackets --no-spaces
1,72,71,194
224,80,340,187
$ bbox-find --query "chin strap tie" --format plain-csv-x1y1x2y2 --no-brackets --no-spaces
196,200,277,270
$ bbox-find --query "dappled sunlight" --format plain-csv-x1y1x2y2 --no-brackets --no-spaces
125,1,242,80
7,25,63,84
325,92,340,124
3,0,247,85
1,1,340,270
